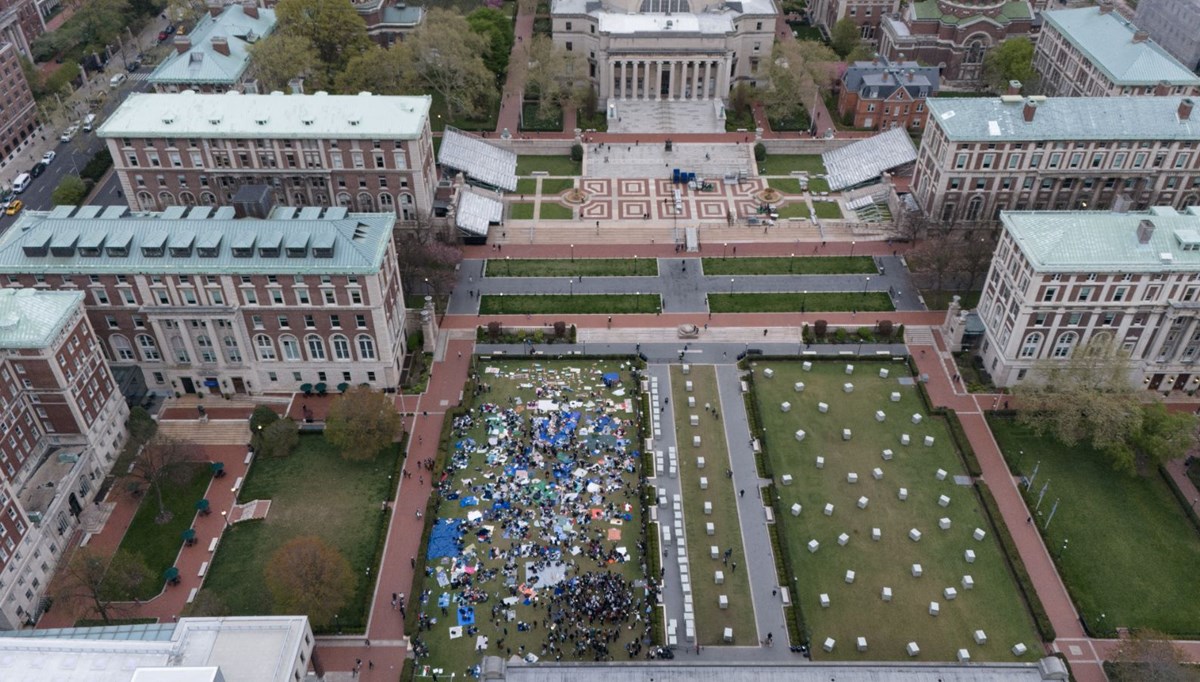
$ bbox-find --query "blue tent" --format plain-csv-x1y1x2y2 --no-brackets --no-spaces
427,519,465,559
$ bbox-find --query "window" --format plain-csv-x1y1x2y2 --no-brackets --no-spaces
171,336,190,363
256,335,277,361
357,335,376,360
1019,333,1042,359
197,335,216,363
223,336,241,363
1042,287,1057,302
137,335,161,361
1053,332,1077,358
1077,286,1092,302
306,335,326,361
355,314,367,328
332,335,351,360
281,335,301,361
111,336,135,361
243,289,258,305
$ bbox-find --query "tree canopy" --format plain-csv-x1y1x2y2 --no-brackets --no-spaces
272,0,371,83
248,33,319,92
763,40,837,125
982,37,1038,94
325,387,403,460
264,536,353,628
522,34,585,120
53,549,150,624
829,18,870,60
400,9,497,120
51,175,88,206
467,7,514,80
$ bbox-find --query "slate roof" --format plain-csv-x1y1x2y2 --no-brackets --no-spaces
1042,7,1200,86
842,59,939,98
148,4,276,86
1004,206,1200,272
910,0,1031,24
822,128,918,191
926,96,1200,141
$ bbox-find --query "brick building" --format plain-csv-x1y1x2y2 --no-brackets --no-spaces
97,92,436,220
0,289,128,629
878,0,1035,85
808,0,900,43
836,56,939,131
148,1,277,94
0,205,406,397
0,41,38,172
0,0,46,59
978,205,1200,392
1034,4,1200,98
913,95,1200,226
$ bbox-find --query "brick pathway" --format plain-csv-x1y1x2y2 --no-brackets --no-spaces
495,7,534,136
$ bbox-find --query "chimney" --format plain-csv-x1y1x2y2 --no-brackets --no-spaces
1180,97,1195,120
242,0,258,19
1137,219,1156,244
211,35,230,56
1023,99,1038,122
907,69,914,82
206,0,222,17
1133,29,1150,43
288,77,304,94
1098,0,1113,13
1007,80,1022,95
174,34,191,54
872,53,880,65
1155,80,1170,96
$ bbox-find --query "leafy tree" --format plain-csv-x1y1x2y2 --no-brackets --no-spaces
467,7,514,79
829,18,861,59
273,0,371,81
52,175,88,206
905,230,958,293
325,387,402,461
53,549,150,624
248,33,319,92
72,0,131,54
260,418,299,459
982,37,1038,94
264,536,354,629
763,40,836,125
522,34,584,120
249,404,280,450
129,436,200,523
399,9,496,120
394,233,463,297
335,45,414,95
164,0,206,27
1128,403,1197,473
1109,629,1199,682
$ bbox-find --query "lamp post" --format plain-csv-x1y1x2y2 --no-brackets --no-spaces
865,276,870,293
850,241,856,258
1057,538,1069,559
729,278,735,295
569,278,574,296
221,510,230,529
505,255,511,276
570,244,575,262
723,242,728,259
790,252,795,274
802,290,807,314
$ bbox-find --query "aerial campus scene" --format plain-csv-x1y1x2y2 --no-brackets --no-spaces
0,0,1199,679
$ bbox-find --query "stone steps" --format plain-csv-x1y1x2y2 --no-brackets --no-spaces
157,419,252,445
904,326,936,346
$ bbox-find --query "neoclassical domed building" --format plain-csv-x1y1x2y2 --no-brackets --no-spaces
878,0,1036,85
551,0,777,109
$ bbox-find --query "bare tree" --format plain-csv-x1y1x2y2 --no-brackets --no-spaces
957,231,998,289
52,549,150,624
264,536,354,628
891,209,929,243
129,436,201,524
325,387,403,461
1109,629,1199,682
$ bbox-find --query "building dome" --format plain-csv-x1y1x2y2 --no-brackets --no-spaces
601,0,726,13
935,0,1009,19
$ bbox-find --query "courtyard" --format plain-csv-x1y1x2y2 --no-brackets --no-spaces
752,361,1040,661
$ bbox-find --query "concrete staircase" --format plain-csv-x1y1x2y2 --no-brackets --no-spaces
157,419,251,445
904,325,937,346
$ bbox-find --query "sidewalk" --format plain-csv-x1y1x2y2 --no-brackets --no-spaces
495,8,534,135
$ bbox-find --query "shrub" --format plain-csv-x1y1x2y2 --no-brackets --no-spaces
833,327,848,343
754,142,766,161
975,482,1056,642
487,321,502,341
876,319,894,338
80,149,113,183
553,320,567,338
249,405,280,450
570,143,583,162
406,330,424,352
813,319,828,338
259,418,299,458
802,323,812,344
856,327,872,341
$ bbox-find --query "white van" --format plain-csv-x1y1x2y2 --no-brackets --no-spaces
12,173,31,194
82,113,97,133
109,73,127,88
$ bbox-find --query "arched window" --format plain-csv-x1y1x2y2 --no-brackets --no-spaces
179,191,196,206
337,192,352,208
379,193,394,208
196,334,216,363
111,335,135,361
1183,194,1199,209
306,334,326,361
357,192,374,212
965,40,986,64
223,336,241,363
357,334,376,360
331,334,351,360
137,334,161,361
965,196,983,221
293,192,307,205
200,191,217,206
137,192,155,210
170,336,190,363
255,334,277,361
280,335,301,361
1053,332,1077,358
158,191,176,208
1019,332,1042,359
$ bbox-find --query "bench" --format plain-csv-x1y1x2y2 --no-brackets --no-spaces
198,561,208,577
208,537,219,552
232,476,243,491
187,588,198,604
764,506,774,523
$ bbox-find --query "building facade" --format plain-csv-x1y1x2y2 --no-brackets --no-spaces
1134,0,1200,73
878,0,1035,84
149,1,277,94
808,0,900,43
0,41,38,172
0,0,46,59
1034,4,1200,98
836,57,939,131
550,0,777,106
0,205,407,397
979,206,1200,392
97,91,436,220
913,96,1200,226
0,289,128,629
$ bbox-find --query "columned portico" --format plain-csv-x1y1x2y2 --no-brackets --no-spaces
608,57,727,102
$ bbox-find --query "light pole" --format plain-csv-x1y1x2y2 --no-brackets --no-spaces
570,243,575,262
790,252,795,274
1057,538,1069,559
802,290,807,314
221,510,230,529
723,242,728,259
505,255,511,276
864,276,870,293
850,240,856,258
729,278,735,295
569,278,574,296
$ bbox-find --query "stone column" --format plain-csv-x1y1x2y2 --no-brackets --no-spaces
693,61,702,100
636,61,644,99
667,61,675,100
620,61,628,99
655,61,662,100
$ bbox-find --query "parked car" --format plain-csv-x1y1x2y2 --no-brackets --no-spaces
157,24,176,43
59,125,78,143
82,113,97,133
126,58,142,72
109,72,127,88
41,151,56,166
5,200,22,216
29,162,46,179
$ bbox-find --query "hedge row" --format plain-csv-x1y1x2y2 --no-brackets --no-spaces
1159,464,1200,538
975,481,1057,642
761,483,809,647
740,367,773,478
943,411,983,478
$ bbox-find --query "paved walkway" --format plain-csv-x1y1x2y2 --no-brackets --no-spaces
495,8,534,136
645,364,689,646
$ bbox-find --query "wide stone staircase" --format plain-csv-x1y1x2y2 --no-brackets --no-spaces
157,419,251,445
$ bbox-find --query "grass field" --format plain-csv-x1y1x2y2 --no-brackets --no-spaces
541,178,575,194
539,203,574,220
755,362,1040,660
413,359,649,674
702,257,876,276
760,154,826,176
768,178,805,194
480,294,661,315
510,203,535,220
813,201,844,220
516,179,538,195
777,203,810,219
199,435,401,632
708,292,893,313
516,156,582,176
990,419,1200,636
486,258,658,278
669,365,756,644
118,463,213,599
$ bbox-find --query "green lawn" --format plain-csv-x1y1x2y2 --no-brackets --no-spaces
427,91,500,132
510,202,535,220
198,435,401,632
486,258,658,277
760,154,826,176
703,256,876,276
813,201,844,220
117,463,213,599
539,202,574,220
670,366,756,645
777,203,811,219
990,419,1200,637
541,178,575,194
709,292,893,313
516,178,538,195
768,178,806,194
516,155,582,176
480,294,661,315
922,290,982,311
414,359,649,673
808,177,831,194
756,362,1040,661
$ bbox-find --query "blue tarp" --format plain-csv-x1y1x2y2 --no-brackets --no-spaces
602,373,620,386
427,519,465,560
460,496,479,507
457,606,476,626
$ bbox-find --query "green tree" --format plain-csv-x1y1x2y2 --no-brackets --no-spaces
522,34,584,120
763,40,836,125
129,436,200,523
72,0,131,54
273,0,371,81
399,9,496,120
334,45,415,95
325,387,402,460
53,549,150,624
1127,403,1196,473
264,536,354,629
467,7,514,79
829,18,861,59
260,418,299,458
248,33,319,92
51,175,88,206
982,37,1038,94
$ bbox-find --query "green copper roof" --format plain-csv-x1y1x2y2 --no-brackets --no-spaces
910,0,1031,25
0,289,83,349
148,4,277,86
1043,7,1200,87
926,96,1200,141
1003,206,1200,272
